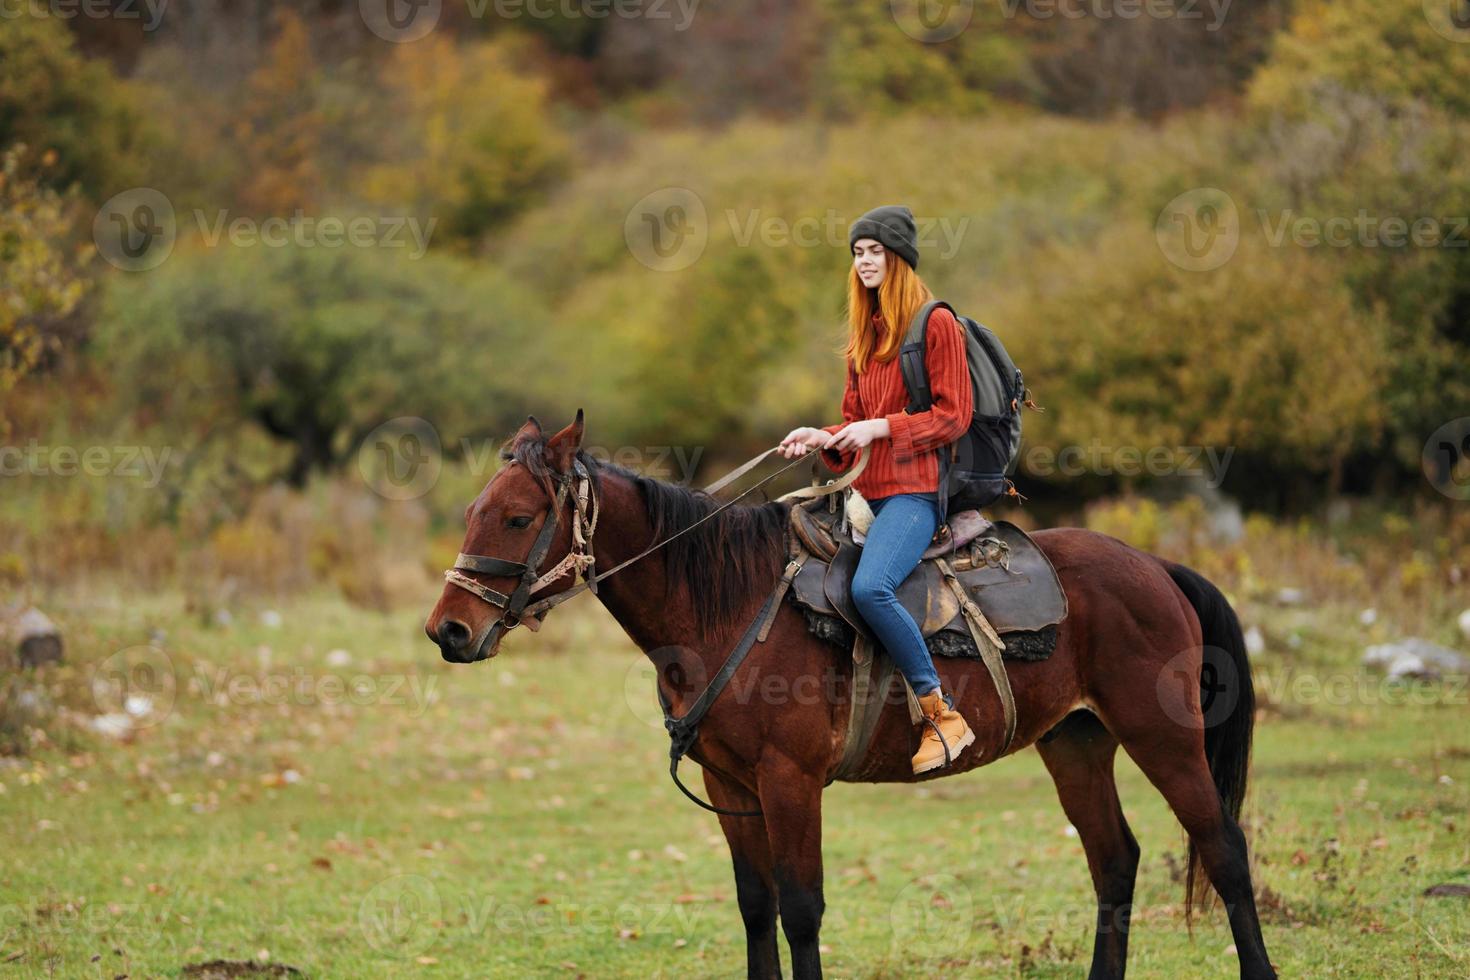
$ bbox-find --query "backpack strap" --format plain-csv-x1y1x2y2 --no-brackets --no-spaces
899,299,954,414
897,299,957,525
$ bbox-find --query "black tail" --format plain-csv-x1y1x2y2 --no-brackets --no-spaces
1161,560,1255,920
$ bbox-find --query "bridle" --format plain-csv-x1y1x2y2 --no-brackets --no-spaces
442,457,601,662
442,444,871,663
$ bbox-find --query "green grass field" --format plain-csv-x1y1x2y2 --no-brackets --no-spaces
2,587,1467,978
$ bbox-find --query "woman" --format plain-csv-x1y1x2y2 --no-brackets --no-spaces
778,204,976,774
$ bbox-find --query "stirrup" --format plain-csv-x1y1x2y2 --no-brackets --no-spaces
919,713,955,769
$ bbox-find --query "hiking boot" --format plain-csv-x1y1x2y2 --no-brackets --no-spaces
912,689,976,774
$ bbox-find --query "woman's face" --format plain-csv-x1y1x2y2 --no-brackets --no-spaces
852,238,887,289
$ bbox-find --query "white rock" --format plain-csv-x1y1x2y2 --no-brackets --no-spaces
259,610,283,629
1243,626,1266,657
1459,609,1470,643
1359,608,1377,626
1364,638,1470,681
325,649,353,668
1275,588,1305,605
123,694,153,718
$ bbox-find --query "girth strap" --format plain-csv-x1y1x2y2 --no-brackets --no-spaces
827,635,898,784
656,579,789,818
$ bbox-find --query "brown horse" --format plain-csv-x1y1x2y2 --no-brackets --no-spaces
425,413,1276,980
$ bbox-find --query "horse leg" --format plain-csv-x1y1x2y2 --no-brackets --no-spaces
756,757,825,980
1105,716,1275,979
1036,711,1139,980
705,769,782,980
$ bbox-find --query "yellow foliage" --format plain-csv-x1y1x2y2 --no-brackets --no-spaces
357,36,569,243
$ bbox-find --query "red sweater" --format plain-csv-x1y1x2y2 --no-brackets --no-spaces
820,306,973,499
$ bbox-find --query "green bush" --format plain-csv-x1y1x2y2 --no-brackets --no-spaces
93,241,553,486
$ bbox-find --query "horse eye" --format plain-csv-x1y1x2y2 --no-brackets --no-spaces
505,515,533,530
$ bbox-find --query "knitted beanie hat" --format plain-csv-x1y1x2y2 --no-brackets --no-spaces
848,204,919,270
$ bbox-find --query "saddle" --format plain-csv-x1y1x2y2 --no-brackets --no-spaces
787,495,1067,648
778,492,1067,783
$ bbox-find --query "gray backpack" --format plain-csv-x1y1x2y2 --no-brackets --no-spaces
898,300,1032,516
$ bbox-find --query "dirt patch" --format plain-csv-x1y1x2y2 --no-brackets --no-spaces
182,961,303,978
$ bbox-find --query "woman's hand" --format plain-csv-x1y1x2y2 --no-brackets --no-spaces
778,426,829,459
778,419,891,459
824,418,890,452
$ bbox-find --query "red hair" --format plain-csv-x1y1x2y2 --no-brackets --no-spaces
841,255,933,374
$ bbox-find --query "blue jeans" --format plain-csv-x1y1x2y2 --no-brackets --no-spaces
850,492,943,697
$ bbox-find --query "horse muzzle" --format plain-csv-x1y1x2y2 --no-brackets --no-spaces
430,613,543,664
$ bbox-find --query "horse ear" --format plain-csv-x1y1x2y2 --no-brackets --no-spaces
512,415,544,444
543,409,585,474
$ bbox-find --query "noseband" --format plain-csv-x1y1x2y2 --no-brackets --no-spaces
442,458,600,660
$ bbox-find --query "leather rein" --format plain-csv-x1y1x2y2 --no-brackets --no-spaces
442,443,871,817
